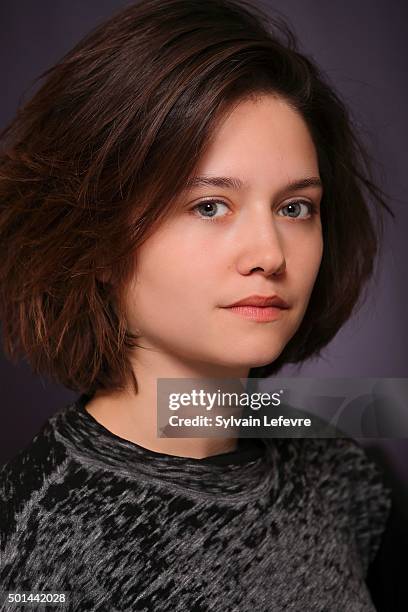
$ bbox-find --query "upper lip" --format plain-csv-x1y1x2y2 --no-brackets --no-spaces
223,294,290,308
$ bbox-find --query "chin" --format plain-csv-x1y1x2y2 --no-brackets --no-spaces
247,357,280,370
250,344,287,367
218,349,284,371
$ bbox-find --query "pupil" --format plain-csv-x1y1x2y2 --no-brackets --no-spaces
288,203,299,216
203,203,215,215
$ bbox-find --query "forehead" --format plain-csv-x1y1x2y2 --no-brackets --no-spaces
194,94,319,181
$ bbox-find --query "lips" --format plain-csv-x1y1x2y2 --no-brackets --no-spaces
223,294,289,309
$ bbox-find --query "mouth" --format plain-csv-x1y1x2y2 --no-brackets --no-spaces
221,305,287,322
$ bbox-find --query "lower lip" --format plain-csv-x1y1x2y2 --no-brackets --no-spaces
222,305,286,322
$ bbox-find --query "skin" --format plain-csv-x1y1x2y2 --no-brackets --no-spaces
86,94,324,459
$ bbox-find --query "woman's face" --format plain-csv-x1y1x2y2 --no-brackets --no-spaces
124,94,323,373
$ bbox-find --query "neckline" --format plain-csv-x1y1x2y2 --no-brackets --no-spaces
51,393,280,501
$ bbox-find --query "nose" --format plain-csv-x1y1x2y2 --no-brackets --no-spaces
235,208,286,277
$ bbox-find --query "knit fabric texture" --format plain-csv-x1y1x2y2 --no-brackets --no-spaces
0,394,392,611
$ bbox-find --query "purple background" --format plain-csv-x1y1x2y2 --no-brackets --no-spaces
1,1,407,512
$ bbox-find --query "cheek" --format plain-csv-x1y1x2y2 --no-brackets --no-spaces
285,227,323,293
124,232,212,325
137,222,221,292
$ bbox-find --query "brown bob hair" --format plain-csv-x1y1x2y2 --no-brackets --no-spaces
0,0,393,395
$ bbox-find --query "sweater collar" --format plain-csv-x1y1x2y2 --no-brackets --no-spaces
51,393,280,502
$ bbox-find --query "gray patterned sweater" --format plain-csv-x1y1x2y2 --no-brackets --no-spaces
0,393,392,611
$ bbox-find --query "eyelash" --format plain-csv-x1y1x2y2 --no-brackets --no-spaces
189,198,319,222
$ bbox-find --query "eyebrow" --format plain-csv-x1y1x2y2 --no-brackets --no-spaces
184,175,323,193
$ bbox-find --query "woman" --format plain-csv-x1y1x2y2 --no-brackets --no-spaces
0,1,394,610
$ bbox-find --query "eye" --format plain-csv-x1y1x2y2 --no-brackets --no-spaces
190,199,230,221
189,198,318,222
278,200,316,219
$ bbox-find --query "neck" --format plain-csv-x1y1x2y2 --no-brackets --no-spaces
85,349,252,459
